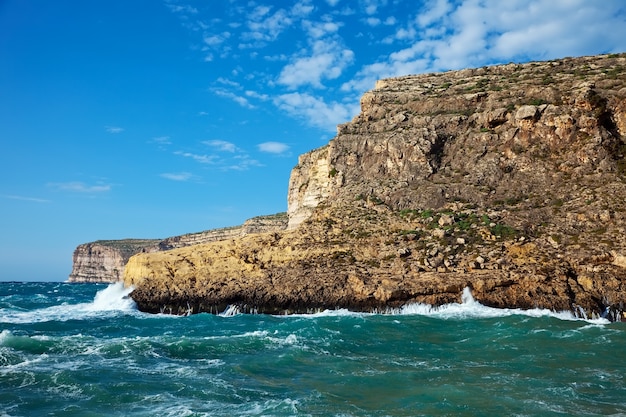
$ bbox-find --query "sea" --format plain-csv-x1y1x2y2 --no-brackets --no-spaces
1,282,625,417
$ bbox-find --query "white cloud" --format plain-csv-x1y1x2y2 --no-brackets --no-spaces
174,151,217,164
48,182,111,193
151,136,171,145
364,17,380,27
160,172,193,181
213,88,255,109
278,40,354,89
326,0,340,6
165,3,198,14
245,90,269,101
274,92,358,131
244,6,293,42
416,0,453,27
203,32,231,46
216,77,241,88
203,140,237,152
303,20,341,38
225,155,263,171
3,194,50,203
258,141,290,154
105,126,124,134
291,1,315,18
363,0,387,16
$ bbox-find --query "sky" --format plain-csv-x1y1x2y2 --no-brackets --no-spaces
1,0,625,282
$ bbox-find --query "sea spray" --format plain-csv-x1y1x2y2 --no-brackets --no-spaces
90,282,136,311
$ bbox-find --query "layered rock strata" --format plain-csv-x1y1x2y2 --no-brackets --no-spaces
124,54,626,319
69,213,288,283
69,240,160,283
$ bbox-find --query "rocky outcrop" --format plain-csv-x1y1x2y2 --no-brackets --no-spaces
69,240,160,283
69,213,288,283
124,54,626,319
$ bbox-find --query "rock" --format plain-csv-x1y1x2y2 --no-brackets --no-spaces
69,240,160,283
438,214,454,226
121,53,626,319
431,228,446,239
69,213,288,282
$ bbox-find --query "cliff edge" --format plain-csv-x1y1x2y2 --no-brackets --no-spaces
124,54,626,319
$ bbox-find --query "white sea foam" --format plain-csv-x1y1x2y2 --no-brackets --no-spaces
397,287,610,324
218,305,241,317
89,282,136,311
0,283,137,324
287,287,610,324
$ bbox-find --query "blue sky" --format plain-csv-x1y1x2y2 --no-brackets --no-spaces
1,0,625,281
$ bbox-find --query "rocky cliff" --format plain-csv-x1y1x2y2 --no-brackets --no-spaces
69,239,160,283
68,213,288,283
124,54,626,320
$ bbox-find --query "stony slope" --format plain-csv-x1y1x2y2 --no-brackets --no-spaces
124,54,626,320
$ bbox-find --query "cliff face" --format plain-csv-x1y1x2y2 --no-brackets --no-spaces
124,54,626,319
68,240,160,283
69,213,288,283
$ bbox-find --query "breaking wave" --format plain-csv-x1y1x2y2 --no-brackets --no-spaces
0,282,136,324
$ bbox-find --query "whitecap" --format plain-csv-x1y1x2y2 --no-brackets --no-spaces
0,283,137,324
279,287,610,325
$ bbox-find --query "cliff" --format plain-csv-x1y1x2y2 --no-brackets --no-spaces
69,239,160,283
68,213,288,283
124,53,626,319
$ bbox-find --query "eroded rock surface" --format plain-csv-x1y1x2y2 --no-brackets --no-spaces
125,54,626,319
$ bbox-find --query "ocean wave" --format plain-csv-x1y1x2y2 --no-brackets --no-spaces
0,283,137,324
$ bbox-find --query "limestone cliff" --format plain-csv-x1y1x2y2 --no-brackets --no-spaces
69,240,160,283
69,213,288,283
124,54,626,320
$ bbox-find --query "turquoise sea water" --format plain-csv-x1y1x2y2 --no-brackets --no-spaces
1,282,625,416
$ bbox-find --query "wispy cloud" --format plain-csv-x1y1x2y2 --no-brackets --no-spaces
203,140,237,152
165,2,197,15
258,141,290,154
243,6,293,43
105,126,124,134
212,88,255,109
3,194,50,203
160,172,194,181
48,181,111,193
151,136,172,145
174,151,217,164
225,155,263,171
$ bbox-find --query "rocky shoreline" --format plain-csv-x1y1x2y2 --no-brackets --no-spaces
78,53,626,320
